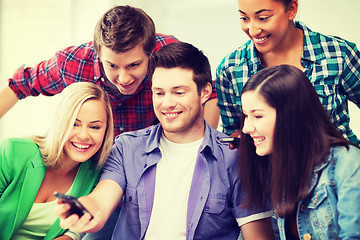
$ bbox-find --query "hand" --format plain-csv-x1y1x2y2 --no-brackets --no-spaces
54,200,103,233
229,131,241,150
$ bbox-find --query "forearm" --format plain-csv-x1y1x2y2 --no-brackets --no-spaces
204,98,220,129
0,86,19,118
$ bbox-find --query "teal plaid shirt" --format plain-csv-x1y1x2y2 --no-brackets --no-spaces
216,21,360,145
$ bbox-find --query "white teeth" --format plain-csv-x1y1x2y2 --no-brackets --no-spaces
253,137,265,143
164,112,179,117
73,143,90,149
254,36,268,42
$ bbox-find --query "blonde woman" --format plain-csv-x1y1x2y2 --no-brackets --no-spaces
0,82,113,240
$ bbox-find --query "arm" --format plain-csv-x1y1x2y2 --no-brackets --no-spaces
240,218,275,240
54,236,73,240
334,146,360,238
204,98,220,129
54,179,123,233
0,86,19,118
341,41,360,107
215,64,242,135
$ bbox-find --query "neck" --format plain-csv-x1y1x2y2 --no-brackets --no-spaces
260,23,304,68
163,123,205,144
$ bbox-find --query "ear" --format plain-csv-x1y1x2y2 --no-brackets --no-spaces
200,82,213,105
287,0,298,21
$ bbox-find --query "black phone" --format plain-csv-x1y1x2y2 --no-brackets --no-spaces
219,137,240,145
54,192,93,219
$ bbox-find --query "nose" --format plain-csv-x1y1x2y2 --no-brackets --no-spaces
242,118,255,134
77,126,90,140
117,68,131,85
162,94,176,108
248,21,262,37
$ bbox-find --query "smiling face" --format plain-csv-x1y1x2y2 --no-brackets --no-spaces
241,90,276,156
100,44,149,95
152,67,211,143
237,0,297,54
63,99,107,164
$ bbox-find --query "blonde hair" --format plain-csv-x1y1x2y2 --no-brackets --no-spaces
31,82,114,169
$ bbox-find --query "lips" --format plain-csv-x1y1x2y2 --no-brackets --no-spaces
252,136,265,146
253,35,269,44
72,142,91,151
120,81,135,89
163,111,181,119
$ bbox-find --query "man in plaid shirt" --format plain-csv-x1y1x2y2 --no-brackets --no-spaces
0,5,218,138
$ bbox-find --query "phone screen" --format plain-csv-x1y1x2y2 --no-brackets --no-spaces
54,192,93,219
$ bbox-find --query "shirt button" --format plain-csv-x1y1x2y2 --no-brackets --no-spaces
303,233,311,240
204,206,209,211
119,127,124,131
300,204,307,212
129,196,132,201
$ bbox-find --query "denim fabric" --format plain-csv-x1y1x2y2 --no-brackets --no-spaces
276,145,360,239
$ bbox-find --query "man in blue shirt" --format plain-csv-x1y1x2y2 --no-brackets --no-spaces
55,42,274,240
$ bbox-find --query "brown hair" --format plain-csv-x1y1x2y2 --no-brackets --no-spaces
94,5,156,56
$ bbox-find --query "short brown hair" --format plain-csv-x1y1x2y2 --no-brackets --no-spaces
94,5,156,56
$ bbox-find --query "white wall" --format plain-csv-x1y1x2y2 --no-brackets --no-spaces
1,0,359,139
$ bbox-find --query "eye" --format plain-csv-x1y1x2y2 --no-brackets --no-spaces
175,91,185,95
74,122,80,127
128,62,141,68
90,125,101,130
255,115,263,119
240,16,248,21
259,16,270,21
106,63,118,69
153,91,164,96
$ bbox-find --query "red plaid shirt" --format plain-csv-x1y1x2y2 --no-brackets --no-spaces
9,34,216,137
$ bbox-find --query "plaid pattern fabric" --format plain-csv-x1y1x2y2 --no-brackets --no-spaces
216,21,360,145
9,34,179,138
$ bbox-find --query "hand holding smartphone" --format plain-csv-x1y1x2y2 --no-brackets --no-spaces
219,137,240,145
54,192,93,219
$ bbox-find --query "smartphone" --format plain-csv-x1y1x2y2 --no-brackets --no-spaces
219,137,240,145
54,192,93,219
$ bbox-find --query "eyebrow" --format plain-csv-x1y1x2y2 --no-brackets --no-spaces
152,86,189,91
238,9,274,15
75,119,104,124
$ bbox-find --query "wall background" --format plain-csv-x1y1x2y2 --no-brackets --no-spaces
0,0,359,139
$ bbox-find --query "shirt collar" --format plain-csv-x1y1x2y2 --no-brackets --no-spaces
295,21,323,64
143,122,219,161
313,148,333,173
94,52,102,79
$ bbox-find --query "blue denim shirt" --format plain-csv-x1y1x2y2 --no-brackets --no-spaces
276,145,360,239
100,122,272,240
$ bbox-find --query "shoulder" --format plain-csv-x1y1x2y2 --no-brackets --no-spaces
0,138,41,167
217,40,256,75
154,33,179,52
206,128,238,164
0,137,38,152
114,125,159,148
298,21,358,58
332,145,360,161
330,145,360,178
56,41,97,61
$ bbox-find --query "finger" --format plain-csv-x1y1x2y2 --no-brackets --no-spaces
58,213,80,230
54,203,71,219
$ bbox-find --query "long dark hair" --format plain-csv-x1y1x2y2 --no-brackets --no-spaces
238,65,351,217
